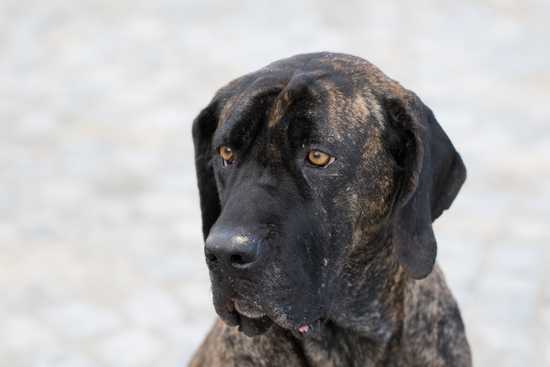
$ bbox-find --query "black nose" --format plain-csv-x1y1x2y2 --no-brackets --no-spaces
204,229,263,272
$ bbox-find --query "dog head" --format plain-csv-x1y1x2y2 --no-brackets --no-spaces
193,52,465,339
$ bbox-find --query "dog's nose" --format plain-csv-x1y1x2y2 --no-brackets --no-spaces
204,231,262,272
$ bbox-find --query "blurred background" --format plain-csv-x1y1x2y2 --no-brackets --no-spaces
0,0,549,366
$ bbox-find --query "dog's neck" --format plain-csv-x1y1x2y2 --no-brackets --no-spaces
303,235,407,365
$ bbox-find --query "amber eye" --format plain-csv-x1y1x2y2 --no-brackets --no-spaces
220,146,234,165
307,150,333,167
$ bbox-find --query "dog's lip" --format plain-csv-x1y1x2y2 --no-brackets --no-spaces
225,297,324,339
226,298,235,312
221,299,240,327
231,298,267,318
224,298,273,337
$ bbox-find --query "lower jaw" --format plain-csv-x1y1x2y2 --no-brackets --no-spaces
238,313,274,337
224,298,273,337
224,298,324,339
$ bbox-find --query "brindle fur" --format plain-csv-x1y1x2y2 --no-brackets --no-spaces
190,52,471,366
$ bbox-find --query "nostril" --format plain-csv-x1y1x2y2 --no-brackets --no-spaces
229,250,257,267
205,253,219,267
205,231,263,271
230,254,246,266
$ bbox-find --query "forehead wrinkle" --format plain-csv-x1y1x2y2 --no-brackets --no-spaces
267,93,288,129
216,89,286,165
267,71,326,129
218,75,285,127
268,77,351,151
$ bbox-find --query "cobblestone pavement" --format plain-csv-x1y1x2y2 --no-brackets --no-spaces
1,0,549,366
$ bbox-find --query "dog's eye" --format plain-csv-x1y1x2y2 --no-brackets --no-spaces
220,146,234,166
306,150,334,168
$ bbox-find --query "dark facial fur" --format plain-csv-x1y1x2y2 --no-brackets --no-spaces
191,52,470,366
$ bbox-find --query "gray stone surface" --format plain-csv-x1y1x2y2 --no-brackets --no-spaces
95,329,163,366
42,302,121,339
0,0,549,365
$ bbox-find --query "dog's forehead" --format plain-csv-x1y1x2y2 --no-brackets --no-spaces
216,54,397,145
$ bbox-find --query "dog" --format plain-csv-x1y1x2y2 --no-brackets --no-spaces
189,52,471,366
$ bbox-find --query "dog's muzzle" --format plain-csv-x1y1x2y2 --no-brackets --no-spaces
204,227,265,274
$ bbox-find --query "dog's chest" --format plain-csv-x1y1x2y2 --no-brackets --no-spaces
303,330,403,367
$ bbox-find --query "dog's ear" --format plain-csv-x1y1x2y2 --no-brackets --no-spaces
387,95,466,279
193,99,222,240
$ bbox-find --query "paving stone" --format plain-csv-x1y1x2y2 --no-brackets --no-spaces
141,250,205,282
95,329,163,367
543,308,550,332
436,237,485,306
154,354,192,367
0,314,58,354
179,281,213,317
125,289,184,329
489,244,545,278
0,298,7,316
29,348,99,367
41,302,121,339
166,320,216,366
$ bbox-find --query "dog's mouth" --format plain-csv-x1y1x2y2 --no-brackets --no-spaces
231,298,265,319
225,298,323,339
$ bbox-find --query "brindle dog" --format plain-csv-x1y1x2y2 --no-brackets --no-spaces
190,52,471,367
